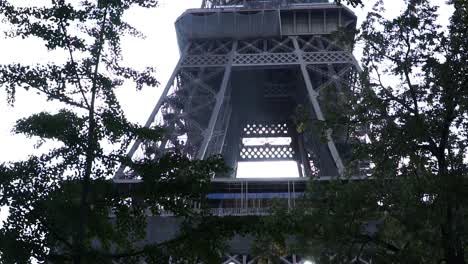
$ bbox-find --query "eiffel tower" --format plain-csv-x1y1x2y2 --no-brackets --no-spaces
115,0,369,263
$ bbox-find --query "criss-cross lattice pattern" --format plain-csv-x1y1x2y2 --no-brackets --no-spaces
182,51,353,67
240,145,294,161
303,51,354,64
234,53,298,65
143,67,226,160
182,55,229,67
188,40,233,55
168,253,372,264
180,37,355,68
241,123,289,137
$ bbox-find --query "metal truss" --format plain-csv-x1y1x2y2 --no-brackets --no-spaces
167,254,372,264
181,36,354,68
115,43,236,179
115,35,363,181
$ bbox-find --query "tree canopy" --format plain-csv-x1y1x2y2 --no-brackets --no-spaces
0,1,232,263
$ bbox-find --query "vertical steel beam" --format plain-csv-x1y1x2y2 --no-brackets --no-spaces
197,41,238,159
292,37,345,175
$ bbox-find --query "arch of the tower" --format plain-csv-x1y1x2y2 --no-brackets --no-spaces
114,34,368,181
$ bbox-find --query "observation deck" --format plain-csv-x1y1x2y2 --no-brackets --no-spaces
175,0,357,51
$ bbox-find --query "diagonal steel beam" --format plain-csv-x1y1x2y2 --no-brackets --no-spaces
237,39,263,54
114,45,191,180
197,41,238,159
314,65,353,94
292,37,345,175
210,40,232,54
269,37,295,53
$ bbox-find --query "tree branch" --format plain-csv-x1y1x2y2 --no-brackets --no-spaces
58,20,91,110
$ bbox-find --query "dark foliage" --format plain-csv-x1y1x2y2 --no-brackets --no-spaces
0,1,238,263
257,0,468,263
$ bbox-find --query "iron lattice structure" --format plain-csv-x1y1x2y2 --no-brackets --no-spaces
179,254,372,264
116,36,365,180
115,1,371,263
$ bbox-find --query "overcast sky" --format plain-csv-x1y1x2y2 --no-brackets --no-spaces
0,0,454,220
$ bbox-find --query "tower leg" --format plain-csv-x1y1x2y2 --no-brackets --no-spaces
115,45,190,178
292,37,345,176
197,41,238,159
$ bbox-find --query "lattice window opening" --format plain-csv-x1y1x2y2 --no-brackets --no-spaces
240,145,294,160
242,123,289,137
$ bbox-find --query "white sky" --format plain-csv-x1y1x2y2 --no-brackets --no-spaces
0,0,454,219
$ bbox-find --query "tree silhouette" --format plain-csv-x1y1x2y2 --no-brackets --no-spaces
0,1,229,263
